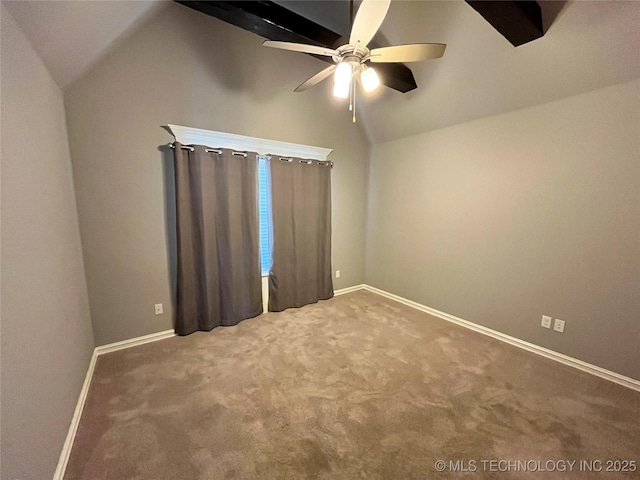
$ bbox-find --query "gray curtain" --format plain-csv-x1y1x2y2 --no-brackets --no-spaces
268,157,333,311
173,143,262,335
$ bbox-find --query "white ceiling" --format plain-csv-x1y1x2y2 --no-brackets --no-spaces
4,0,167,88
4,0,639,143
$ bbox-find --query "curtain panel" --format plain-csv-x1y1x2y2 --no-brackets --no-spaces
268,157,333,311
173,143,262,335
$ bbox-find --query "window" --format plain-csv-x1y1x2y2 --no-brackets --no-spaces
258,157,271,275
167,124,332,278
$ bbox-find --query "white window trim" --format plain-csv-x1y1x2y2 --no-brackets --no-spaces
166,124,333,160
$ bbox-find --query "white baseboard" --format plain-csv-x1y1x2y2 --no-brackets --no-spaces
53,349,98,480
54,329,176,479
334,284,367,296
95,329,176,355
360,284,640,392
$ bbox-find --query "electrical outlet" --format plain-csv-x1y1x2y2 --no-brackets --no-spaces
336,270,341,278
554,318,565,333
541,315,552,329
154,303,163,315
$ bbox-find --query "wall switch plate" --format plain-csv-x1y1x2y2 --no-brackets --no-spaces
336,270,341,278
554,318,565,333
154,303,163,315
541,315,552,329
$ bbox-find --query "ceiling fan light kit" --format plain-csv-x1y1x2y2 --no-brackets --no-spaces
263,0,446,123
360,66,380,93
333,62,352,99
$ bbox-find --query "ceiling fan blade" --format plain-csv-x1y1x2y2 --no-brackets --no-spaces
294,65,337,92
263,40,337,57
349,0,391,49
369,43,447,63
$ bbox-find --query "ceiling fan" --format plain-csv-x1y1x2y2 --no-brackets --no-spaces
263,0,446,122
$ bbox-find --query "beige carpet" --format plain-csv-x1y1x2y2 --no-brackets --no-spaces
64,291,639,479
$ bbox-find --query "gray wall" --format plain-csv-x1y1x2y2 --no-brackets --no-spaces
366,80,640,380
65,3,370,346
0,6,95,480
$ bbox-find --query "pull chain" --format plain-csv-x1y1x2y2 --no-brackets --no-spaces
352,79,357,123
352,73,357,123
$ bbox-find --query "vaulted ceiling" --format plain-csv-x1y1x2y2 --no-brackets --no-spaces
5,0,639,144
357,0,640,142
3,0,167,88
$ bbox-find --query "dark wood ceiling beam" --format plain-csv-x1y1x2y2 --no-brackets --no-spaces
465,1,544,47
174,0,418,93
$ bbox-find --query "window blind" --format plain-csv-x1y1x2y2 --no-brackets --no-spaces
258,156,271,275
